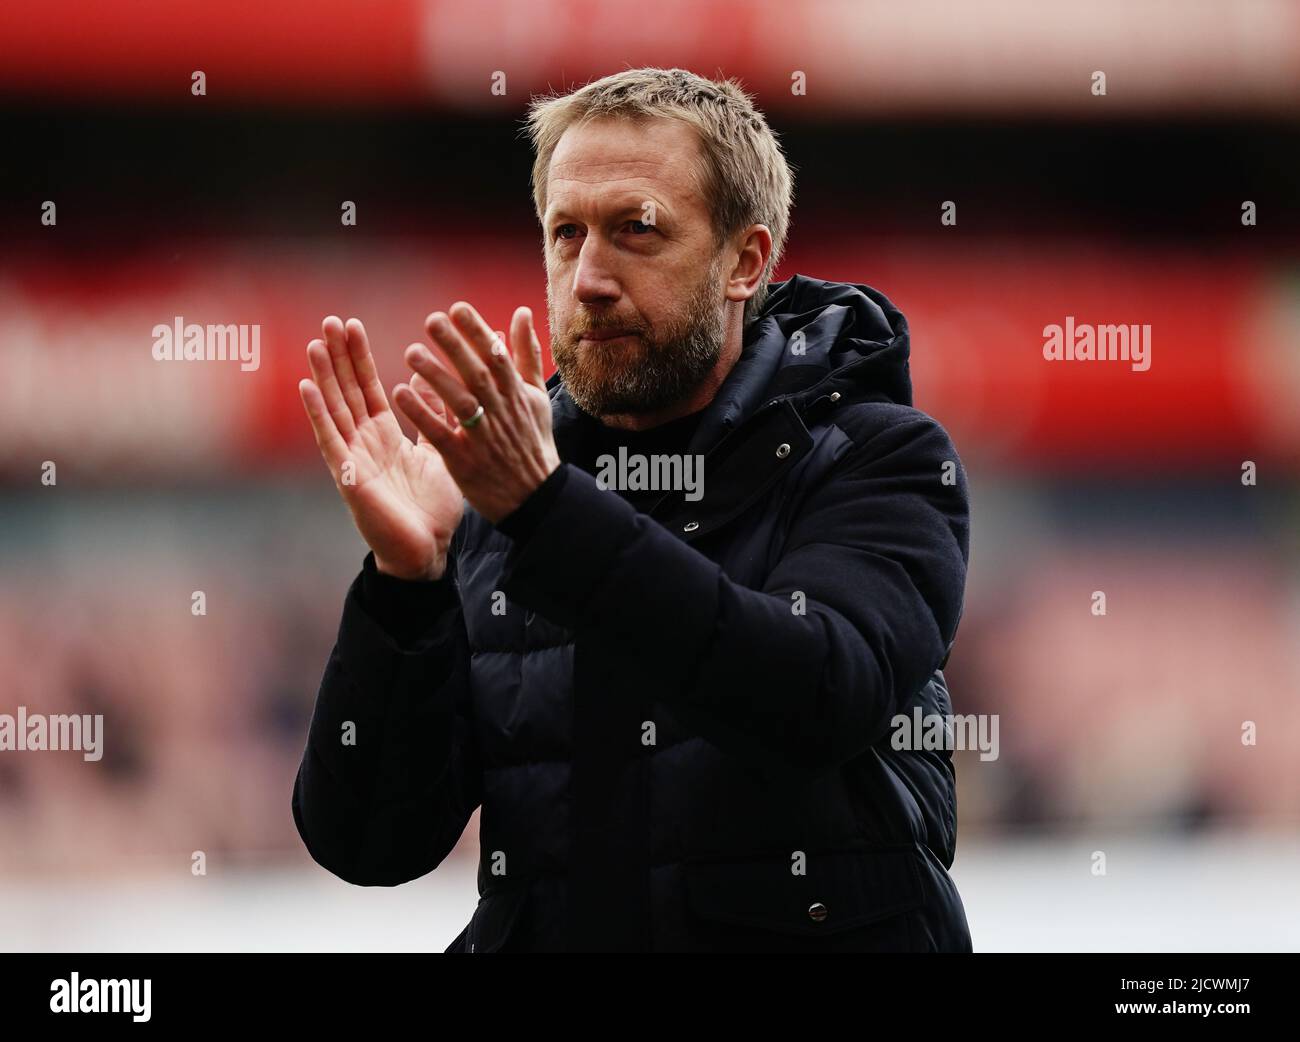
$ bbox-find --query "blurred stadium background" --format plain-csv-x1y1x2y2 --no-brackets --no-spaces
1,0,1298,951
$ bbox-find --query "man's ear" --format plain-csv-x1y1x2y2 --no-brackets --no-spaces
725,224,773,305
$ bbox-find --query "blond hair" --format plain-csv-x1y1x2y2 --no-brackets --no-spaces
524,67,795,329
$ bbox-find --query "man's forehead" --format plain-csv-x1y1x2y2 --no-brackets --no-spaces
547,119,705,200
549,155,673,183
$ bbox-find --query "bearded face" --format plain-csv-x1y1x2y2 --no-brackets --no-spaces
548,253,727,417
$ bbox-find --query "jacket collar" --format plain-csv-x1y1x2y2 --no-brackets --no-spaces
543,274,914,539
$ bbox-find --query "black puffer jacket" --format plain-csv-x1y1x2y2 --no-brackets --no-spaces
292,275,974,952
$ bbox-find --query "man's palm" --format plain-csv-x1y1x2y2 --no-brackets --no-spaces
300,316,464,581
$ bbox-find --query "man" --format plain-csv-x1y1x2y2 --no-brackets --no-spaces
292,67,973,952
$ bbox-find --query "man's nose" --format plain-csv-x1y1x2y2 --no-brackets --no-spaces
572,236,622,306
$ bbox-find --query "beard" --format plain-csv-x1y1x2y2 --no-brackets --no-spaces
549,258,727,417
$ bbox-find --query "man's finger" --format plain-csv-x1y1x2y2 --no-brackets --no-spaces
432,304,512,409
487,325,525,395
298,378,350,473
393,381,459,456
322,315,369,425
404,344,482,429
344,318,389,417
409,371,446,446
410,370,447,420
512,306,547,390
306,339,357,439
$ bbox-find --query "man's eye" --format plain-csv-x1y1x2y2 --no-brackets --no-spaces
627,220,654,234
554,224,579,241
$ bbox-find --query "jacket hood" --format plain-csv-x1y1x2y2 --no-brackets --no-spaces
547,274,912,458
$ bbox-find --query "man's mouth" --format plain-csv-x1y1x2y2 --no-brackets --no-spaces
579,329,638,343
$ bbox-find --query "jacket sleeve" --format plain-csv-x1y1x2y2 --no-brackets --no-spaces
291,535,481,886
497,409,969,773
